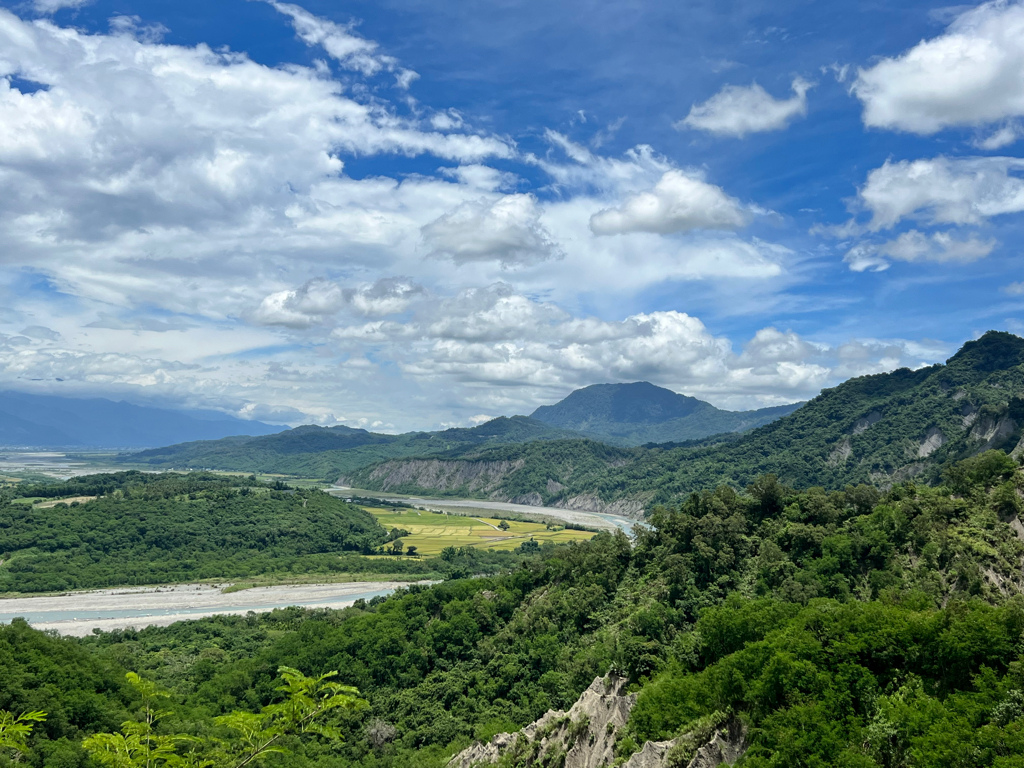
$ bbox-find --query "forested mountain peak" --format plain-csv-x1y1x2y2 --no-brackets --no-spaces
530,381,801,445
532,382,712,425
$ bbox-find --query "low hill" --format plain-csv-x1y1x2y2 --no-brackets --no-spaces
120,416,578,479
347,331,1024,513
0,471,388,592
0,391,282,448
530,381,801,444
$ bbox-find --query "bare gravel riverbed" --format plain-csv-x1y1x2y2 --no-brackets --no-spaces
0,581,426,636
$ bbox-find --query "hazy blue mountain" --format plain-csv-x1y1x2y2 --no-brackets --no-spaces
530,381,803,445
0,391,283,448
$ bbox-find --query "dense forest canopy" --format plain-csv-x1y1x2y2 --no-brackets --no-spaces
0,472,552,594
4,450,1024,766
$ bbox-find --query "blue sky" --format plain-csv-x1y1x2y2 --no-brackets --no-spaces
0,0,1023,429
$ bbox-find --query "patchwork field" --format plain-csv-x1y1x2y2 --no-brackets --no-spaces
361,506,595,556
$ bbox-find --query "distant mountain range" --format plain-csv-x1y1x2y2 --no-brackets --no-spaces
347,331,1024,514
0,392,282,448
120,382,801,475
530,381,801,444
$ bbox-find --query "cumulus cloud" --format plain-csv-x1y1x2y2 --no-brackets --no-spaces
0,6,511,245
0,6,821,428
678,77,812,137
328,285,936,411
844,230,997,272
254,277,425,327
853,1,1024,134
588,169,748,235
422,194,563,266
857,156,1024,230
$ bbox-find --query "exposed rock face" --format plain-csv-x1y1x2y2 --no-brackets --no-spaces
828,437,852,466
621,719,747,768
971,415,1017,451
448,675,635,768
917,427,946,458
511,492,544,506
360,459,525,495
561,494,646,518
852,410,883,435
447,676,747,768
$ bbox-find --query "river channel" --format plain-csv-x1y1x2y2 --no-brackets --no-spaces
0,581,425,637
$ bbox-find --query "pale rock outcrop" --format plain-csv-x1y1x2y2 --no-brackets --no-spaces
852,410,883,435
917,427,946,458
971,415,1017,450
622,720,747,768
447,676,747,768
562,494,646,519
827,437,852,466
448,675,635,768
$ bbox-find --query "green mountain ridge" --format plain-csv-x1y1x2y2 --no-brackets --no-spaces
119,383,800,478
346,331,1024,512
119,416,580,478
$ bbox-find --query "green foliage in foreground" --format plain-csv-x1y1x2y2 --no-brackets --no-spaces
5,453,1024,766
2,667,362,768
629,598,1024,768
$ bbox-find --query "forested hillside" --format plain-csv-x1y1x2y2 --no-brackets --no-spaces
349,332,1024,513
0,472,395,592
5,451,1024,766
119,417,578,479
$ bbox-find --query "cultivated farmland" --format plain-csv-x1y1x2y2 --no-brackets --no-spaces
361,506,595,555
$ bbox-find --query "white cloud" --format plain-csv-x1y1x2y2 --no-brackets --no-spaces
108,15,169,43
267,1,404,78
422,194,563,266
31,0,90,13
976,123,1023,149
254,277,425,327
589,169,749,235
853,1,1024,134
1004,281,1024,295
0,6,811,428
328,285,934,412
857,156,1024,230
844,230,997,272
678,77,813,137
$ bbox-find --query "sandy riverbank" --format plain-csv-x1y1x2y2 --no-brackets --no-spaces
0,581,425,637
